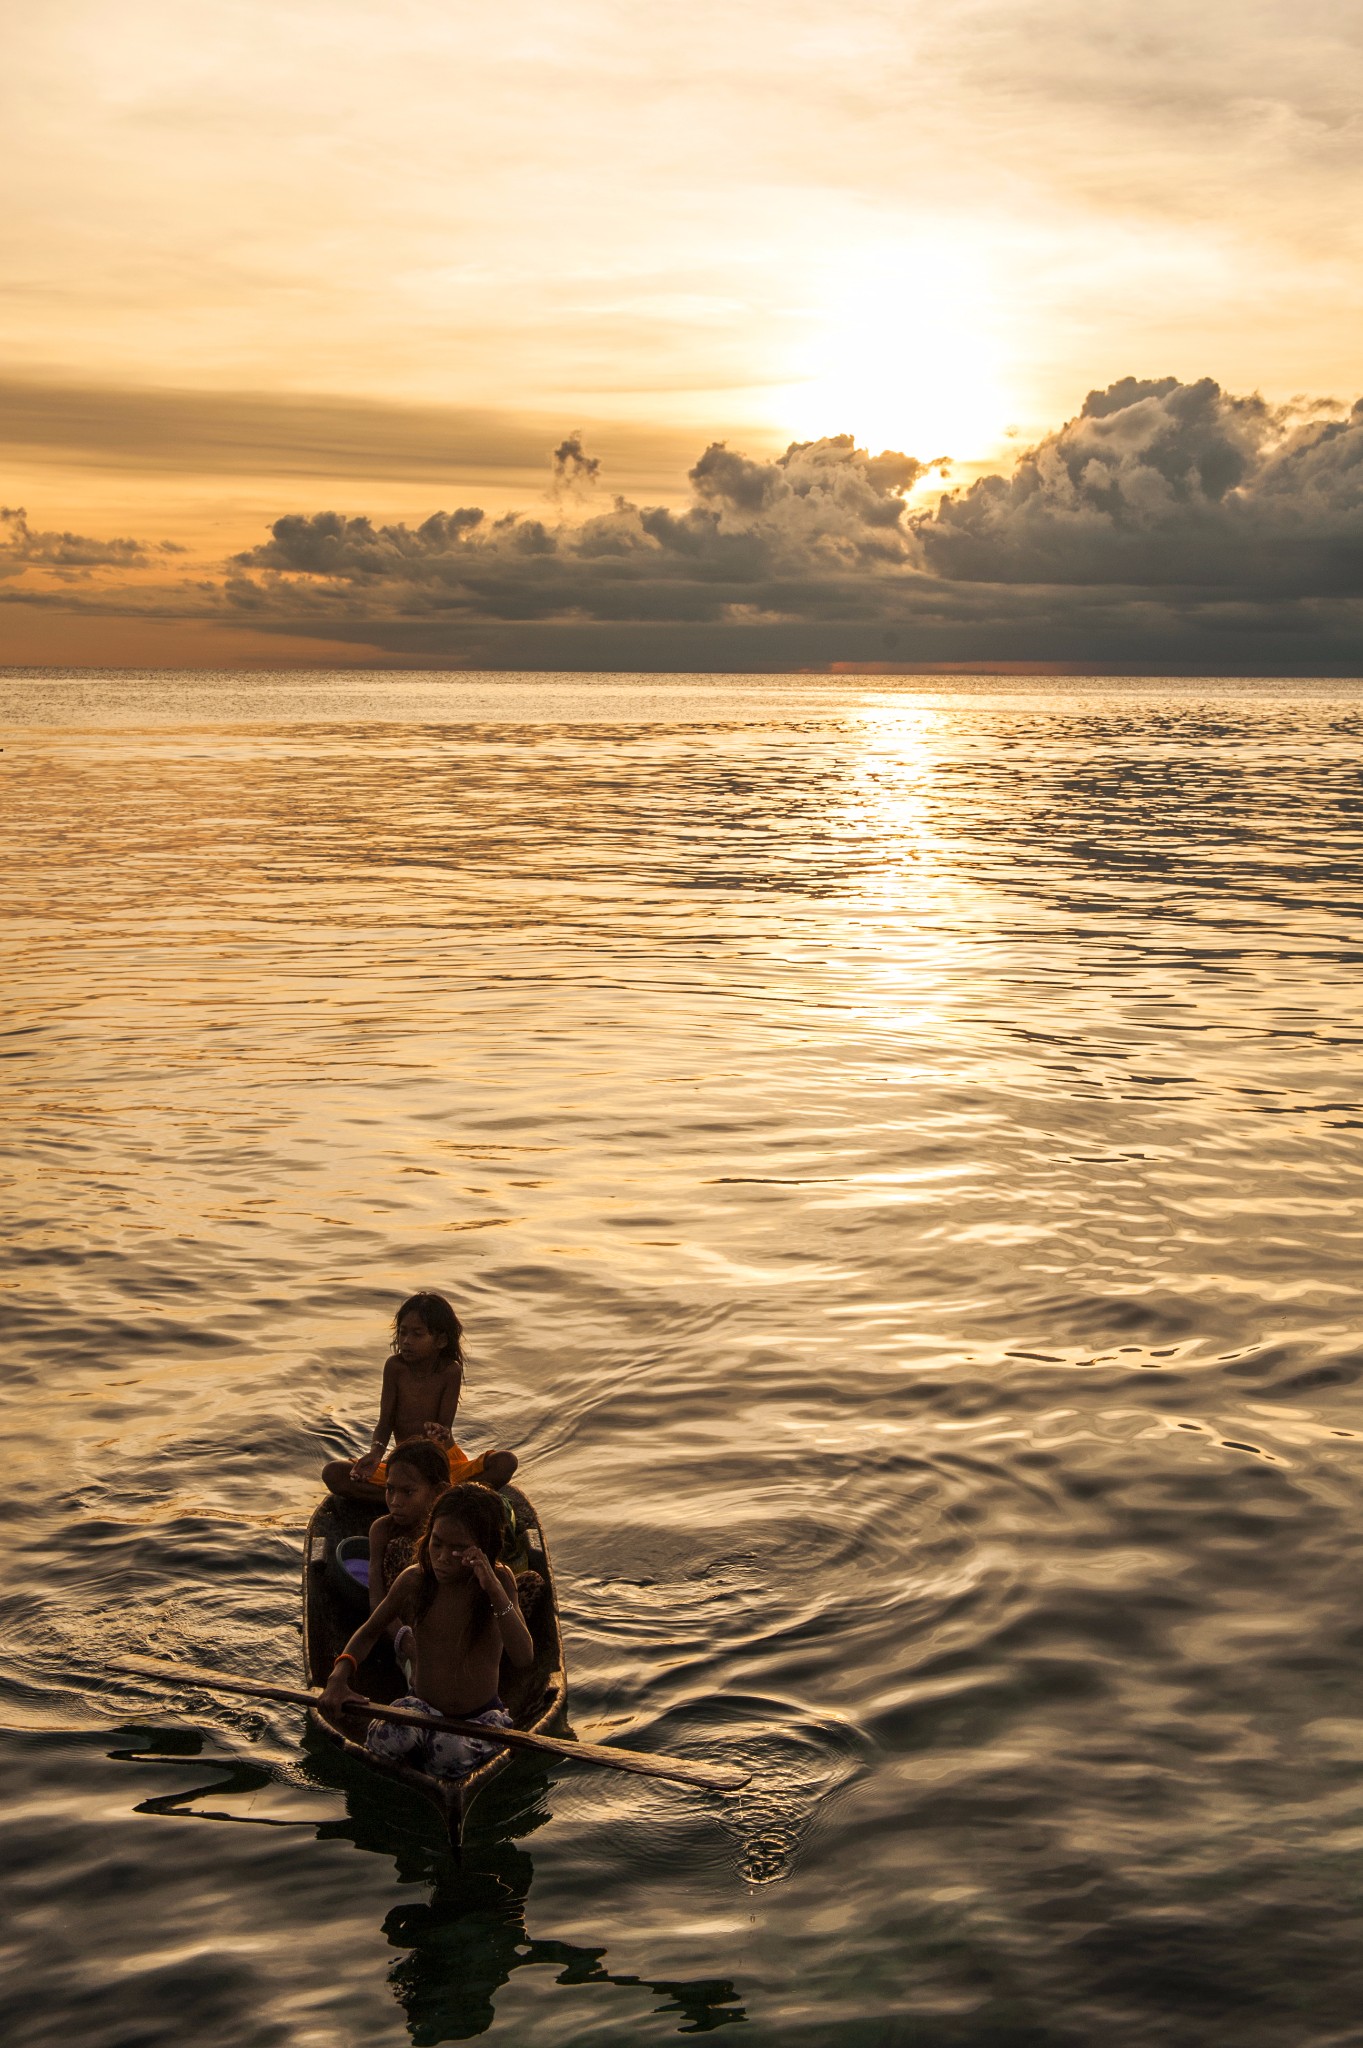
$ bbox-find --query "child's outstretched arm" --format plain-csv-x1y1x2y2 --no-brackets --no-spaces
350,1356,400,1482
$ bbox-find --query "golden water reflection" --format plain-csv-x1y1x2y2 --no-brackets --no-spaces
5,677,1363,2048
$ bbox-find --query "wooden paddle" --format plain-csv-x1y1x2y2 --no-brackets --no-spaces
110,1655,751,1794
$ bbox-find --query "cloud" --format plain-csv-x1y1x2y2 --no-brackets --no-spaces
229,434,945,626
0,505,149,579
551,434,602,493
7,377,1362,671
914,377,1363,595
0,377,713,490
223,382,1362,646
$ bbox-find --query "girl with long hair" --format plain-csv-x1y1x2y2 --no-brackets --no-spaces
320,1482,534,1778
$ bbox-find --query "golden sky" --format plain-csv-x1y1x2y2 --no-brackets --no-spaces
3,0,1361,669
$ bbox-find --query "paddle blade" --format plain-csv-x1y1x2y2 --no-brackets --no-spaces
114,1654,315,1710
514,1731,751,1792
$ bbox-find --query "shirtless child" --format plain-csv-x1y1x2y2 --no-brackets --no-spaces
321,1481,534,1778
322,1291,517,1503
360,1435,451,1673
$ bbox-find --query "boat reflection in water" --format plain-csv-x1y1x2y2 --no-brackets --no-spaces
110,1728,749,2043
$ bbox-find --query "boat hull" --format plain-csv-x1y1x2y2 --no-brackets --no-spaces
301,1485,567,1843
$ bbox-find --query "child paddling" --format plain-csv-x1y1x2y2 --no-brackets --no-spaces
321,1481,534,1777
322,1291,517,1503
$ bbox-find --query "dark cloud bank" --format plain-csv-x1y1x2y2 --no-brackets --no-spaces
10,377,1363,670
0,504,165,577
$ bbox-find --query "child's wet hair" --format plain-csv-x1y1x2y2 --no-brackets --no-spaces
386,1438,450,1488
423,1481,505,1562
393,1291,464,1369
412,1481,505,1622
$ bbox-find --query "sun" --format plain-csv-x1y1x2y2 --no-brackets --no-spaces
771,238,1016,470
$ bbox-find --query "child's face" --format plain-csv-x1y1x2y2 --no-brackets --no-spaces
395,1312,443,1368
385,1467,437,1529
428,1516,477,1583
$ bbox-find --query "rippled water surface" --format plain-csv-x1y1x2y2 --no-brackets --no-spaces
4,672,1363,2047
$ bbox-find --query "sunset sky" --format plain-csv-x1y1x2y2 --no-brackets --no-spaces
3,0,1361,669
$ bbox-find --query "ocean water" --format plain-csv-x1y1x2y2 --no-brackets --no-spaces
3,671,1363,2048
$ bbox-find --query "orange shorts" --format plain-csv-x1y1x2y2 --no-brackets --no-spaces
371,1443,489,1486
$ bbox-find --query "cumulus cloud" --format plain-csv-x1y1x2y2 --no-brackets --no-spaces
229,435,945,627
914,376,1363,594
228,381,1363,632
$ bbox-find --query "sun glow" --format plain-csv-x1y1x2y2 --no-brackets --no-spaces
773,242,1016,472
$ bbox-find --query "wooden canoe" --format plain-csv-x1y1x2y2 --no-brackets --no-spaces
301,1483,568,1844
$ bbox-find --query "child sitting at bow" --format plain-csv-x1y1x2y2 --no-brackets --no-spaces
322,1291,517,1503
